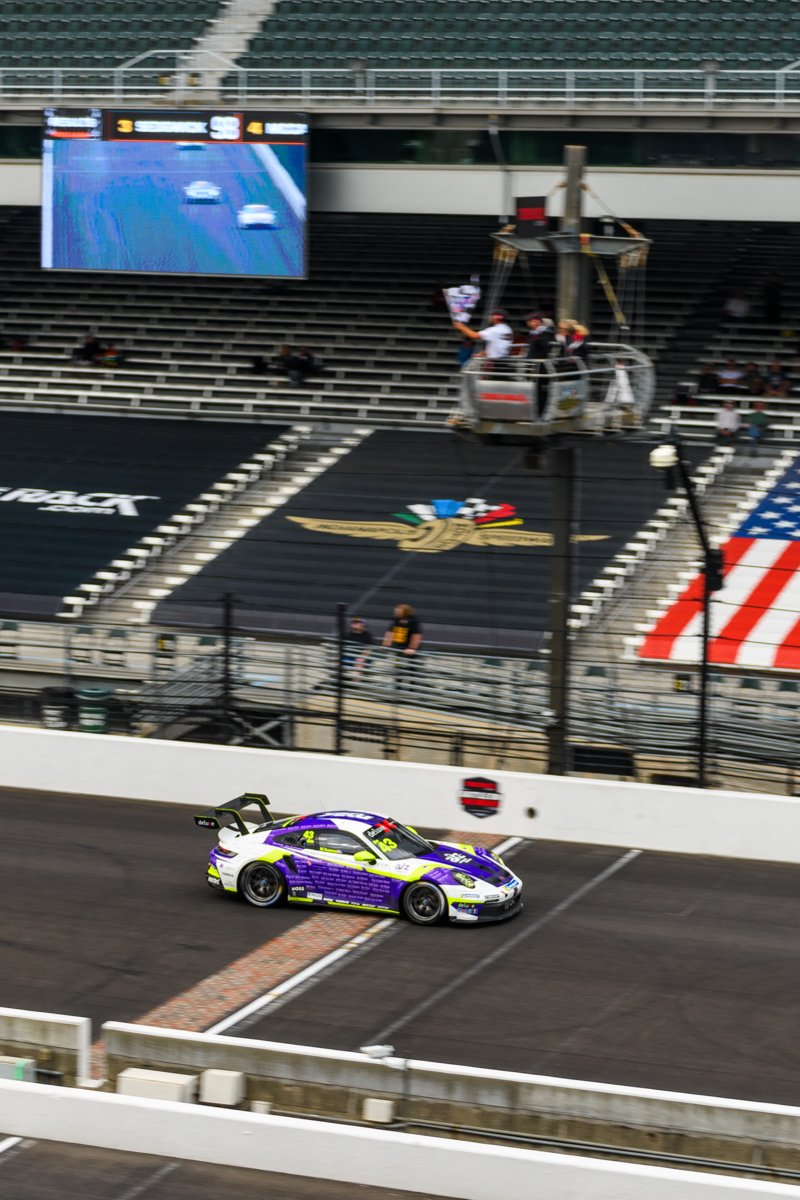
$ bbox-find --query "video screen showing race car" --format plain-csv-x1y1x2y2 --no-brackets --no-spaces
41,108,307,278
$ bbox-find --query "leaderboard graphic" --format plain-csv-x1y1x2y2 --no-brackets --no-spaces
41,108,308,278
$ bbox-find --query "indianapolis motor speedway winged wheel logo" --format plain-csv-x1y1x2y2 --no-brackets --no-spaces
287,498,608,553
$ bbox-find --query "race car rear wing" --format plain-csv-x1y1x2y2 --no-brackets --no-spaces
194,792,272,835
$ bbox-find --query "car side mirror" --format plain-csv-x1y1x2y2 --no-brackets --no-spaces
354,851,377,864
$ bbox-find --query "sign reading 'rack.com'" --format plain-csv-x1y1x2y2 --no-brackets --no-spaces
0,487,158,516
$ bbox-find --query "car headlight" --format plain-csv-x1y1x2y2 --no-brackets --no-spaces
451,870,476,889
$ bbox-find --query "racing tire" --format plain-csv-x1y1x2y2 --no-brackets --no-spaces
239,862,286,908
402,882,447,925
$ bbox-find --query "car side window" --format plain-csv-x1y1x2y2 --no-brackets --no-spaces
316,831,366,856
272,831,307,848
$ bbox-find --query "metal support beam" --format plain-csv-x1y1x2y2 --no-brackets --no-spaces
335,601,346,755
556,144,586,324
221,591,234,741
547,446,575,775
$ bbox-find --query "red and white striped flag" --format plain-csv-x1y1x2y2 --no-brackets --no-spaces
639,459,800,670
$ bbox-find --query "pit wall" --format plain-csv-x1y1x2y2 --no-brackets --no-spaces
102,1021,800,1176
1,725,800,863
1,1079,799,1200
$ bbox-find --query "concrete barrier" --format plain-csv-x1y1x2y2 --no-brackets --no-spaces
102,1022,800,1174
1,724,800,862
0,1078,797,1199
0,1008,90,1087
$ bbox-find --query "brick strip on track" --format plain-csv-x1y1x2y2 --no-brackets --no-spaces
87,828,506,1078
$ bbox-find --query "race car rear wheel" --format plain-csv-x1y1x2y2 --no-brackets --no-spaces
240,862,286,908
402,882,446,925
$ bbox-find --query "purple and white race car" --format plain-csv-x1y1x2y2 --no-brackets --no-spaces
195,794,522,925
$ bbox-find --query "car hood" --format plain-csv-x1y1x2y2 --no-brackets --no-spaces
419,843,513,886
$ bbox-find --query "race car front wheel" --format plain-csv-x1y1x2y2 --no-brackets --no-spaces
240,862,286,908
403,882,446,925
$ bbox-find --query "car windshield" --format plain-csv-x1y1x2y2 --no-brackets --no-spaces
363,819,433,860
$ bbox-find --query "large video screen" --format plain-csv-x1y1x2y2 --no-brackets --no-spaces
41,108,307,278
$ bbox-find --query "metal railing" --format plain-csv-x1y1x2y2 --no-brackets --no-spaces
12,63,800,108
1,616,799,791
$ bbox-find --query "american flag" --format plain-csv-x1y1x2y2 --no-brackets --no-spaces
638,458,800,670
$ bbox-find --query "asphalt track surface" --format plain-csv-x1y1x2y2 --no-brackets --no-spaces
3,786,800,1105
50,139,304,277
0,1136,434,1200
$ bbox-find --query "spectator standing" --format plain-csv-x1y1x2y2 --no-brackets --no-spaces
761,274,783,323
382,604,422,657
742,363,764,395
452,311,513,362
715,401,740,444
525,312,554,360
344,616,373,679
763,360,790,398
718,360,745,393
723,291,751,321
747,401,770,455
565,323,590,360
697,364,720,394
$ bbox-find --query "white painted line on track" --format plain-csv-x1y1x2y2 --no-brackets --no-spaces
206,917,399,1036
493,836,525,858
116,1161,179,1199
0,1137,22,1156
371,848,643,1044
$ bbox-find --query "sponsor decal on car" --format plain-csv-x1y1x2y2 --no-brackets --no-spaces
459,776,502,819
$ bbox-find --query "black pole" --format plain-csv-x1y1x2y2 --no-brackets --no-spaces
672,443,721,790
335,601,346,756
547,445,574,775
221,591,234,740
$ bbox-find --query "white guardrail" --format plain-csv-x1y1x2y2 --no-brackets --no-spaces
2,725,800,863
8,64,800,108
1,1078,799,1199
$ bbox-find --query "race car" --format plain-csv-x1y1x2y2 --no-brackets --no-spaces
237,203,277,229
184,180,222,203
195,794,523,925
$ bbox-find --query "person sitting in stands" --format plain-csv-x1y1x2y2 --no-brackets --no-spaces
747,401,770,455
452,310,514,363
71,334,104,364
96,344,121,367
717,360,745,393
697,364,720,394
742,363,764,395
723,291,750,321
294,347,318,380
273,343,296,381
763,360,790,398
715,401,740,444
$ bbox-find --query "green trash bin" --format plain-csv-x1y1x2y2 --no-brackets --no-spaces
76,688,111,734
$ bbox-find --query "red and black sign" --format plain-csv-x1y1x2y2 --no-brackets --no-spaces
459,776,501,819
515,196,548,236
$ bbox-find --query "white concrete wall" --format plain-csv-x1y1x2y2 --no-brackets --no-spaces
2,724,800,863
0,1079,797,1199
6,156,800,219
0,1009,90,1085
310,164,800,221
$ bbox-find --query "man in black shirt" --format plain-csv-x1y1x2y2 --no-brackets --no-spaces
382,604,422,656
345,616,374,679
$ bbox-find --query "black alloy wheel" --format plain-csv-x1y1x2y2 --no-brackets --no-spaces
240,861,286,908
403,882,446,925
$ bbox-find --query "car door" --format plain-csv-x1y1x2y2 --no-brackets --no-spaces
306,830,394,911
271,829,319,902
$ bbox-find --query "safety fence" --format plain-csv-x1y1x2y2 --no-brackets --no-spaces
9,64,800,109
0,617,798,792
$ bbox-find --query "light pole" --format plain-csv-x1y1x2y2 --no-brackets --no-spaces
650,441,724,788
